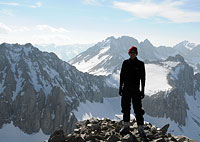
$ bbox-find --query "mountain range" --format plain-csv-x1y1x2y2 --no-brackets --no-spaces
0,36,200,141
69,36,200,75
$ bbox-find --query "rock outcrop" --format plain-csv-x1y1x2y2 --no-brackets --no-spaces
48,118,195,142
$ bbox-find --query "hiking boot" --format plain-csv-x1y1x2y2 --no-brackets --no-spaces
120,127,130,135
138,125,147,138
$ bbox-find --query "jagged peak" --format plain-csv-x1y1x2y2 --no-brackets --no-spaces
24,43,33,47
174,40,196,49
119,35,135,40
104,36,138,43
105,36,116,41
178,40,189,45
140,39,153,47
144,39,151,43
0,42,34,49
0,42,15,48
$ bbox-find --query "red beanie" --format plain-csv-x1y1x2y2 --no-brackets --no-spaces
128,46,138,55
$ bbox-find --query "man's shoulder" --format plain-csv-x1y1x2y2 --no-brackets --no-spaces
123,59,129,64
137,58,144,64
123,58,144,64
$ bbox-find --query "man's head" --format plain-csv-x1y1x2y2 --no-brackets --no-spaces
128,46,138,59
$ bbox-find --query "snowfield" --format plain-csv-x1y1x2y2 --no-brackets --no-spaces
72,46,112,75
106,61,180,96
145,61,179,96
73,92,200,141
73,97,121,121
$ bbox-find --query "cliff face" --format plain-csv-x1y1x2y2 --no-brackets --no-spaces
48,118,195,142
0,43,118,134
143,55,200,126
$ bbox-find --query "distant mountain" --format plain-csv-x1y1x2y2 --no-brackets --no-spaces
69,36,161,76
35,43,93,62
0,43,117,141
69,36,200,74
173,40,196,54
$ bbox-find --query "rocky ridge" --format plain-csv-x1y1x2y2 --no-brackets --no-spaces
48,118,195,142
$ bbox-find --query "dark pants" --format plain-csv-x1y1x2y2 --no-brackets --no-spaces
121,90,145,125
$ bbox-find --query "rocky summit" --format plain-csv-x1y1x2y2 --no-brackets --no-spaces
48,118,195,142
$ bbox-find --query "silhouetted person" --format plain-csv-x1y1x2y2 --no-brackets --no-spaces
119,46,146,138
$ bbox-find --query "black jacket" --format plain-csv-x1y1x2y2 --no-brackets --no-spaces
120,57,145,93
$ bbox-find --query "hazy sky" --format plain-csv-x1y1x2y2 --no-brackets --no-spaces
0,0,200,46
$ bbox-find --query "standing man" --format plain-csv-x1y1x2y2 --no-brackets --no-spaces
119,46,146,137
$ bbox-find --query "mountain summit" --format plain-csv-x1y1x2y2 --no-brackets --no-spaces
48,118,195,142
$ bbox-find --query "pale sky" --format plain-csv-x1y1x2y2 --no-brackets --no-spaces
0,0,200,47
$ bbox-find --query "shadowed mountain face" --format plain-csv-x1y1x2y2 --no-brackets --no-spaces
0,43,118,135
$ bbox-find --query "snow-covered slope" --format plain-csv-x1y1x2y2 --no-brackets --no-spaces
174,40,196,53
69,36,140,75
73,91,200,140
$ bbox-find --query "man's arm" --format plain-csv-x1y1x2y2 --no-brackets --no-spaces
119,61,125,96
141,62,146,98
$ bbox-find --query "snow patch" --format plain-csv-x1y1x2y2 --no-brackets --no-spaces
145,64,172,96
184,92,200,141
73,46,111,74
0,68,6,94
91,84,100,92
26,59,42,92
51,111,55,120
73,97,121,121
170,64,184,80
105,70,120,88
99,46,110,54
12,69,24,101
23,46,33,56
